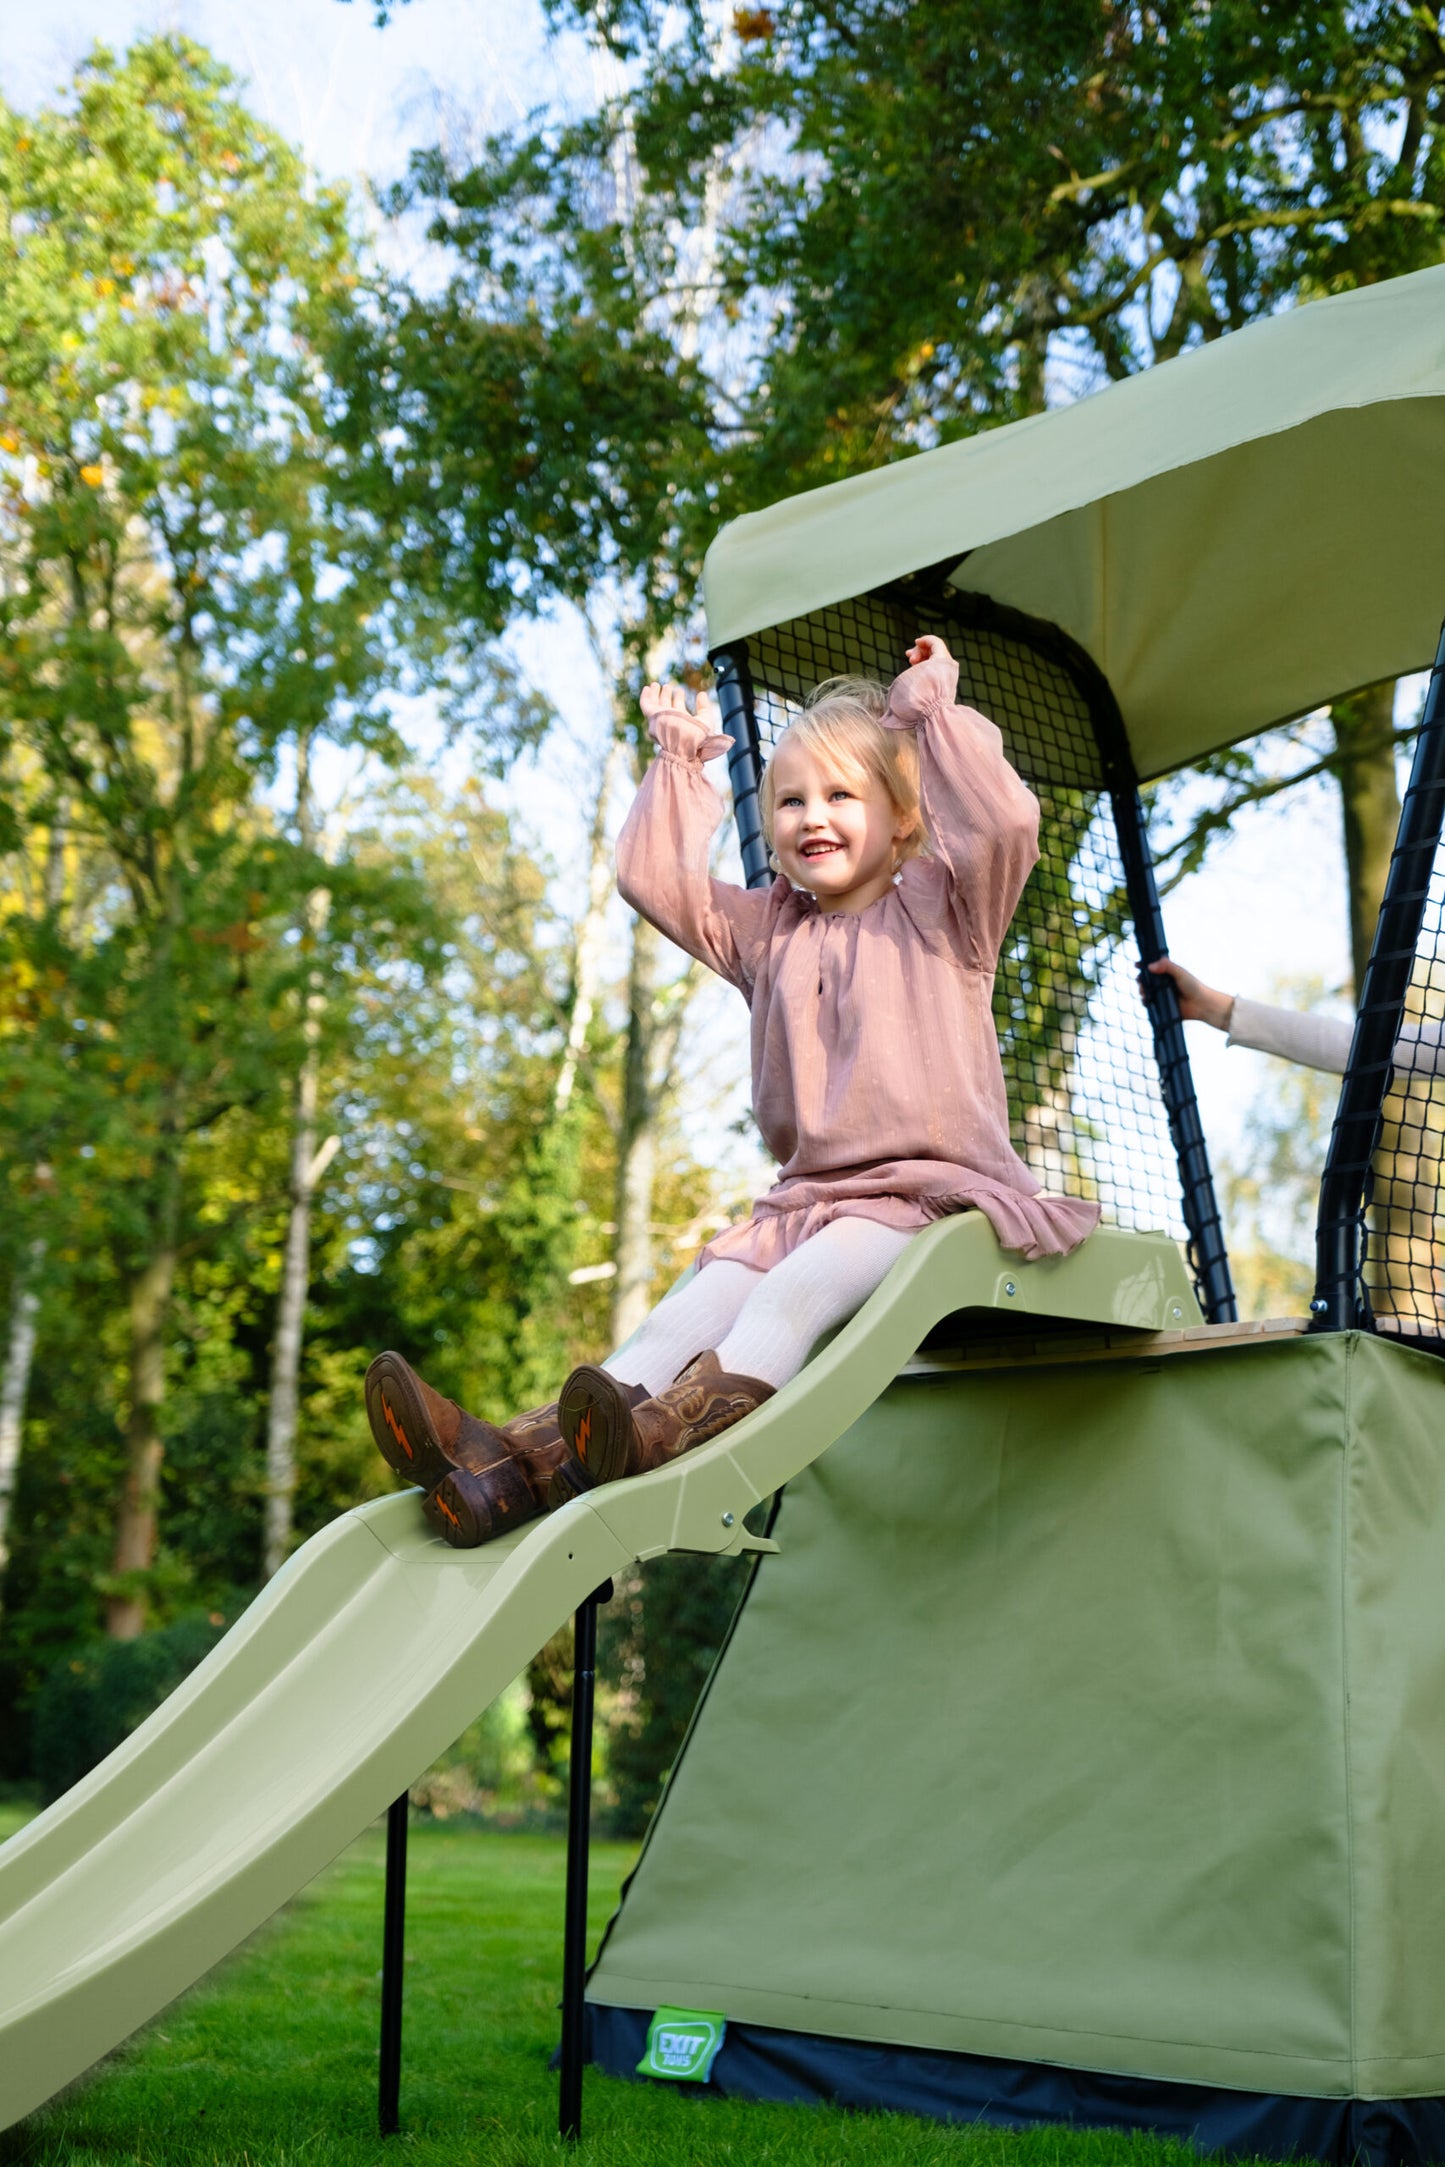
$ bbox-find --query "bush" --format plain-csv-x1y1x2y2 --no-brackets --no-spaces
599,1551,751,1835
32,1610,230,1803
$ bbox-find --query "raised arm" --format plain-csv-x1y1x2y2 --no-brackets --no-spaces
615,684,774,996
883,636,1040,967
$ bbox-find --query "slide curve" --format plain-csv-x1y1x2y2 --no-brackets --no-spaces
0,1216,1196,2130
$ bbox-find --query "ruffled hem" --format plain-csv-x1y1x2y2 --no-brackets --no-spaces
697,1164,1100,1273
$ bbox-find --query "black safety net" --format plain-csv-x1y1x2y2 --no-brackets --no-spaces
1311,642,1445,1348
1351,844,1445,1340
741,590,1188,1242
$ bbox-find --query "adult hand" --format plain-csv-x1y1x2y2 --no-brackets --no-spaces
1146,957,1235,1031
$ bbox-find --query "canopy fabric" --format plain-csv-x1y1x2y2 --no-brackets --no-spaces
588,1331,1445,2101
703,267,1445,780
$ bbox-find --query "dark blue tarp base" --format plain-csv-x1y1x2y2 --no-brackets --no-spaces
583,2004,1445,2166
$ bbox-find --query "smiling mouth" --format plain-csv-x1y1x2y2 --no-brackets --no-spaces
800,840,842,859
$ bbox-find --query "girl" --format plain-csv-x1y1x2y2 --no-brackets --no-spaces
365,635,1099,1546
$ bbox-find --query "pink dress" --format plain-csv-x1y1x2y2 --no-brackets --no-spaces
617,648,1101,1270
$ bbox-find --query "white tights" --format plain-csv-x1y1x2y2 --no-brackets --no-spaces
602,1217,915,1395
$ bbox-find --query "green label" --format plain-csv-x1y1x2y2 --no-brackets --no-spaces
637,2005,727,2083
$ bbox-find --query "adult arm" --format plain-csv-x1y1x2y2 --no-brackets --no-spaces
882,636,1040,968
615,685,774,996
1147,958,1445,1078
1227,997,1351,1075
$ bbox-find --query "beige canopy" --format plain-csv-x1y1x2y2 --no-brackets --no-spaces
703,265,1445,780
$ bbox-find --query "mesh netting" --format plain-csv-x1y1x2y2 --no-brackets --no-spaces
744,593,1187,1241
1357,843,1445,1337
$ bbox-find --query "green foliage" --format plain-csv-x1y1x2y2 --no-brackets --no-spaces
31,1606,232,1801
0,31,741,1814
339,1,1445,658
600,1550,752,1832
0,35,388,1629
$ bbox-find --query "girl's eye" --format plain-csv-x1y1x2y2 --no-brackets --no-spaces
780,793,802,808
830,788,853,802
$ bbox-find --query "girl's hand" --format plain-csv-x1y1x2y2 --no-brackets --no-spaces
640,681,722,731
888,633,959,725
1145,957,1235,1031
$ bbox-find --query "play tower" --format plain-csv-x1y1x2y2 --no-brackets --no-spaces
578,266,1445,2167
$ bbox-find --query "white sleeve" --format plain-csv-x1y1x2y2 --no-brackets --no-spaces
1392,1019,1445,1079
1226,998,1445,1080
1226,997,1352,1075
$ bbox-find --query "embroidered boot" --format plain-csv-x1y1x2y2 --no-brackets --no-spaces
551,1350,774,1497
365,1349,548,1490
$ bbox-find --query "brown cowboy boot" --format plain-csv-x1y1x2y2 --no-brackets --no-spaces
552,1351,774,1495
365,1349,547,1490
421,1397,578,1549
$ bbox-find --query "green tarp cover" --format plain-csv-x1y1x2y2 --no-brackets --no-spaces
702,265,1445,779
588,1331,1445,2100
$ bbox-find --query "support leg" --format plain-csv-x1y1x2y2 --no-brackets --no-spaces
559,1580,611,2141
379,1790,409,2138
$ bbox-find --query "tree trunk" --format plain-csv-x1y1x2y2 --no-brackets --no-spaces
106,1240,178,1640
610,912,660,1347
263,720,333,1579
264,878,331,1579
1331,679,1400,994
0,1241,42,1580
555,734,624,1121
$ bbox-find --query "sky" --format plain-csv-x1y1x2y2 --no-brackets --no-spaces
1,0,1373,1257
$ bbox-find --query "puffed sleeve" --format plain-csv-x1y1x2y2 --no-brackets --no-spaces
883,650,1040,969
615,707,776,997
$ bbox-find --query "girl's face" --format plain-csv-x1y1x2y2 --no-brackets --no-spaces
769,738,915,914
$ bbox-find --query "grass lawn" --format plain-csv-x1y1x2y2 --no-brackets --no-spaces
1,1811,1258,2167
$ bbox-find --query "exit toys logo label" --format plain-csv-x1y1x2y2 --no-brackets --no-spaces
637,2006,727,2083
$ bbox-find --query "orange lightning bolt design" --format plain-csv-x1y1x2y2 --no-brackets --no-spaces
575,1407,592,1464
381,1395,413,1460
432,1486,462,1531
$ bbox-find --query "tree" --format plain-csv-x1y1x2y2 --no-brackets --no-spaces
0,37,408,1633
345,1,1445,964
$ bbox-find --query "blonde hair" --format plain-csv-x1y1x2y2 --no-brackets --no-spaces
759,675,927,865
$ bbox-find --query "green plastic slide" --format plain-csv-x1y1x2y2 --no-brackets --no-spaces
0,1216,1196,2131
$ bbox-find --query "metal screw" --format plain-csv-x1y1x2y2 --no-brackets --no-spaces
1003,1280,1017,1297
721,1512,735,1528
1169,1303,1183,1321
1310,1298,1328,1315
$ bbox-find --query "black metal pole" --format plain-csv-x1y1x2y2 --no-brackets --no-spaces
1313,621,1445,1332
559,1580,611,2142
712,645,773,890
1111,780,1238,1324
378,1791,409,2138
